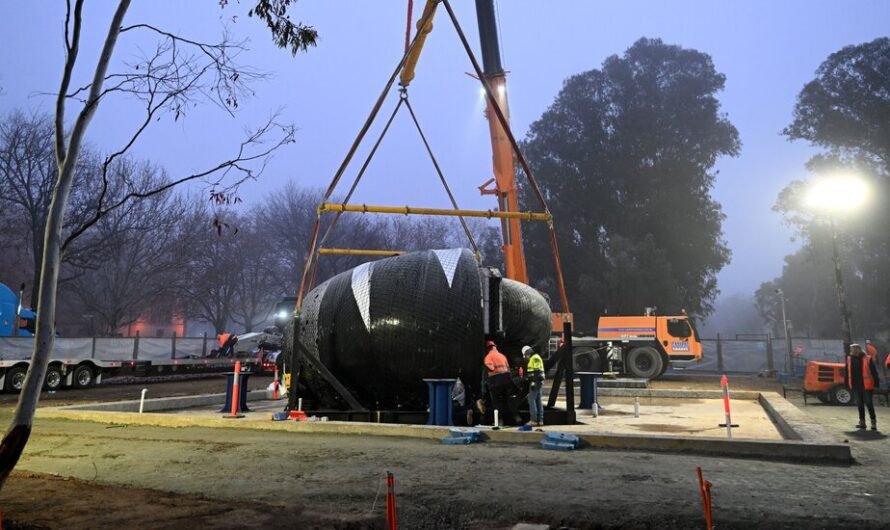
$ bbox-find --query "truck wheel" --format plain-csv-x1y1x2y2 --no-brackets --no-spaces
4,366,27,393
73,365,94,388
43,365,63,391
626,347,664,379
573,348,601,372
830,385,852,406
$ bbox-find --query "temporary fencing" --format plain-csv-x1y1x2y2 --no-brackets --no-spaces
687,336,848,374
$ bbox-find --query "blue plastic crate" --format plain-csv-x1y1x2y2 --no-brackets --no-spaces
541,439,577,451
545,431,581,447
441,435,474,445
448,428,482,443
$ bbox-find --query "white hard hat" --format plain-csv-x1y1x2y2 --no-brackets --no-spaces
521,345,533,356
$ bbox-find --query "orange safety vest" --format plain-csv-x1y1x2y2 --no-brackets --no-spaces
847,354,875,391
218,333,231,347
484,349,510,377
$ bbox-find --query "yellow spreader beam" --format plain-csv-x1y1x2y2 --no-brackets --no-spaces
318,203,551,222
319,248,406,257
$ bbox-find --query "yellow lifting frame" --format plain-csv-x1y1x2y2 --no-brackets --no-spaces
319,203,552,222
319,248,406,257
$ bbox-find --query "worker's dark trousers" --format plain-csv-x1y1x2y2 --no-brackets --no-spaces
487,373,511,425
852,387,876,424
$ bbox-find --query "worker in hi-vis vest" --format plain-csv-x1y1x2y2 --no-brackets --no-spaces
846,344,881,431
522,345,545,426
483,341,511,426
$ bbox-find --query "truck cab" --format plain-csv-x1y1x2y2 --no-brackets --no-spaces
0,282,34,337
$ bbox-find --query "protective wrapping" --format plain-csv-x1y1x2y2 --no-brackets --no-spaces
297,248,551,409
499,278,553,361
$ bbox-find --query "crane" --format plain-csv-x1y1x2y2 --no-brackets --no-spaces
297,0,569,323
473,0,529,285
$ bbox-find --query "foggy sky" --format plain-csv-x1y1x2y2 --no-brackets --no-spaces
1,1,888,300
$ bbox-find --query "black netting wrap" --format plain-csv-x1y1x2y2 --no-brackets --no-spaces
298,249,551,409
499,279,552,364
300,249,484,408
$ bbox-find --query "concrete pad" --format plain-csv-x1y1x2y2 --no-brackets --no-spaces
38,389,852,463
58,390,270,412
573,397,783,440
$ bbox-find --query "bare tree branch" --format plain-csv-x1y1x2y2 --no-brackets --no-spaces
62,117,294,250
55,0,84,164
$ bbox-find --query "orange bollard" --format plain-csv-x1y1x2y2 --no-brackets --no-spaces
719,374,737,438
230,360,242,417
385,471,397,530
273,365,280,400
696,466,714,530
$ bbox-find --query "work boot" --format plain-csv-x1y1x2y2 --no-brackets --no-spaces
856,422,866,429
871,420,878,432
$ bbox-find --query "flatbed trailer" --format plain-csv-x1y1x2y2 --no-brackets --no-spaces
0,356,259,393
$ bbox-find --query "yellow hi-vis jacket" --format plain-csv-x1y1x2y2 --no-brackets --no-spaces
526,353,545,382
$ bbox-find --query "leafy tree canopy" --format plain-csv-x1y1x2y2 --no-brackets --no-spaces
784,37,890,174
521,37,739,328
769,37,890,341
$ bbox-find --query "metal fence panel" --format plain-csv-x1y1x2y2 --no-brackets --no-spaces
688,337,848,374
0,337,94,360
0,336,219,361
774,338,844,364
175,338,207,357
50,338,93,359
93,338,136,359
690,340,773,373
0,337,36,360
138,338,173,360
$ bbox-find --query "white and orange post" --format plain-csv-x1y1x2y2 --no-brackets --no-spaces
273,365,280,400
230,360,242,417
720,374,732,439
385,471,397,530
697,466,714,530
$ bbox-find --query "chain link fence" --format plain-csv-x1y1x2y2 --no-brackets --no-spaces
685,335,849,375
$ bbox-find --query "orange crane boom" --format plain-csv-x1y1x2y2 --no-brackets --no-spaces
475,0,529,284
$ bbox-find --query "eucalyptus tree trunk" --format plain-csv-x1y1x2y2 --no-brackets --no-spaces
0,0,131,490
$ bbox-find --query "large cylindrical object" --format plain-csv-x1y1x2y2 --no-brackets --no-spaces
296,248,550,408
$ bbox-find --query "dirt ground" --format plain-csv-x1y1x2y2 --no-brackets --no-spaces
1,372,888,529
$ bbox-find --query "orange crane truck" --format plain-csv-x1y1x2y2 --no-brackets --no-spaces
471,2,701,379
563,313,703,379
